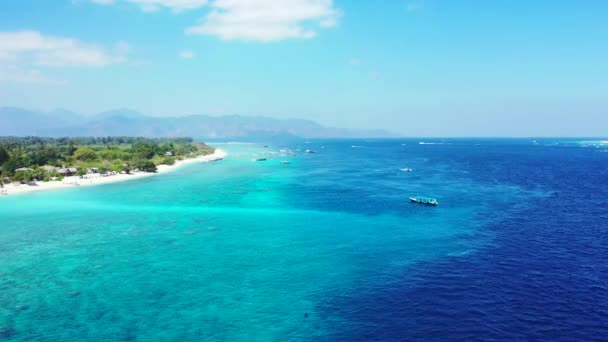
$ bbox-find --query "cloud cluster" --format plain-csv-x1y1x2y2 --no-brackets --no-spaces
89,0,341,42
0,31,128,84
186,0,341,42
4,1,341,85
0,31,127,67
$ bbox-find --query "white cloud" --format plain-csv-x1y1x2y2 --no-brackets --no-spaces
185,0,341,42
0,31,128,85
179,50,195,58
88,0,208,12
0,31,128,67
85,0,341,42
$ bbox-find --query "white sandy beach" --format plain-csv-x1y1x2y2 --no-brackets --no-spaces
0,149,226,196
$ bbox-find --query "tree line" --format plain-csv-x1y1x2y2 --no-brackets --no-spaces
0,136,214,185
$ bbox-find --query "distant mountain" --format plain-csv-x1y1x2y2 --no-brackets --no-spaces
0,107,397,139
0,107,84,136
94,108,148,120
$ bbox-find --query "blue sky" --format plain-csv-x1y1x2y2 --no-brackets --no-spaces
0,0,607,136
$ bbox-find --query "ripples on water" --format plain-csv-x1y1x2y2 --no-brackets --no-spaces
0,139,607,341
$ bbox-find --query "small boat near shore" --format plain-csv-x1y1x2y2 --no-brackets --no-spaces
255,158,267,162
400,168,413,172
280,161,291,164
409,196,438,206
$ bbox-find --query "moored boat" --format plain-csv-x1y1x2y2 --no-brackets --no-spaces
409,196,438,206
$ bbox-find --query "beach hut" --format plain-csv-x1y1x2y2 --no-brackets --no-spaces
57,167,77,176
15,167,33,172
164,151,174,156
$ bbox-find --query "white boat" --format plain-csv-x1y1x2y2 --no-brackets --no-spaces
409,196,438,206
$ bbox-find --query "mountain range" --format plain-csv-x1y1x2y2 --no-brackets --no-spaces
0,107,395,139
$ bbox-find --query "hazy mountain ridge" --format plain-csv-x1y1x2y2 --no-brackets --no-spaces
0,107,395,139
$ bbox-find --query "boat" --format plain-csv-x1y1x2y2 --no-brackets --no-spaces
409,196,438,206
305,149,316,154
280,161,291,164
256,158,267,162
400,168,413,172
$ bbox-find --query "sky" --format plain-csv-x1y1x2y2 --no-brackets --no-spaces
0,0,607,136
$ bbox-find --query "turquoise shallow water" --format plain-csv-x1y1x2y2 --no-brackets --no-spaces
0,141,536,341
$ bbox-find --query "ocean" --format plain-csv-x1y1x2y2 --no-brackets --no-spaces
1,139,607,341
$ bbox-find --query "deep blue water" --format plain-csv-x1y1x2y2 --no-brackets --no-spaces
1,139,607,341
318,139,608,341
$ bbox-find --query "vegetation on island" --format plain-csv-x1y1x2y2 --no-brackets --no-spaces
0,136,215,186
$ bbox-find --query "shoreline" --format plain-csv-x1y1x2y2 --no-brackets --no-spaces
0,149,226,196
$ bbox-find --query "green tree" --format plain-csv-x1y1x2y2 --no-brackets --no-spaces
133,159,157,173
0,147,9,164
111,164,125,173
160,157,175,165
31,145,59,166
13,171,33,184
73,147,97,161
1,158,21,176
29,167,45,181
131,141,158,159
66,141,77,156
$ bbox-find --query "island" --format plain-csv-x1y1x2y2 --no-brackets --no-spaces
0,136,225,195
